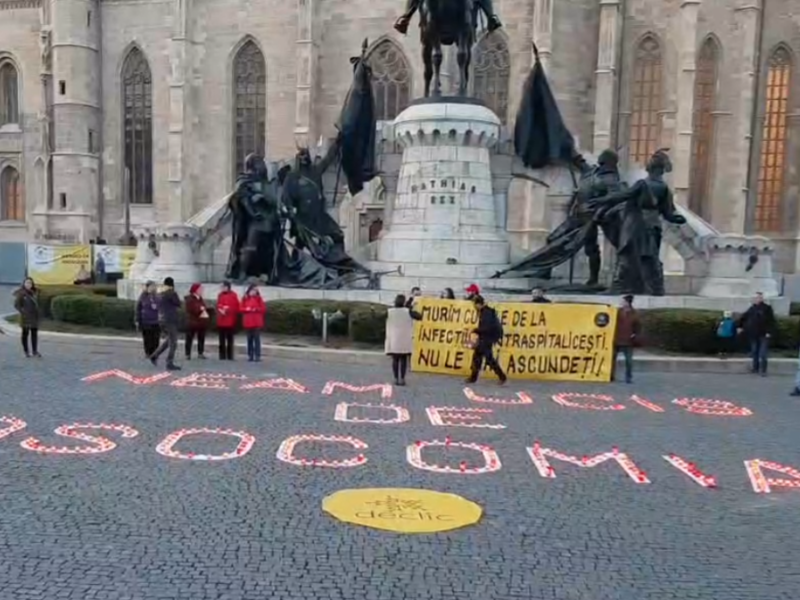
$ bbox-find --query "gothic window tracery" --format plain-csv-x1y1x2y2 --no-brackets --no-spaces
473,34,510,123
689,37,719,220
233,40,267,177
0,166,24,221
755,46,792,233
0,60,19,126
628,36,663,165
368,40,411,121
122,47,153,205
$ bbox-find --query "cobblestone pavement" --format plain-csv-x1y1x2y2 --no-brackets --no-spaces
0,334,799,600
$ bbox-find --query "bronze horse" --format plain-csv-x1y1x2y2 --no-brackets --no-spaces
420,0,476,97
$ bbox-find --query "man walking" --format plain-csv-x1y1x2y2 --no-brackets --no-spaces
466,295,507,384
150,277,182,371
737,292,776,376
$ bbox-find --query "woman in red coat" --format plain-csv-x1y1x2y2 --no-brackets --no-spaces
215,282,240,360
240,284,266,362
184,283,210,359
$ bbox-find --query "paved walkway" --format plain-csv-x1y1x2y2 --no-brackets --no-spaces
0,334,798,599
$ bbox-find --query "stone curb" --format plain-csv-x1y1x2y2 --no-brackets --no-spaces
0,314,796,375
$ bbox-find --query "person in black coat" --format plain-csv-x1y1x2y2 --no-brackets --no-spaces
736,292,776,376
14,277,42,358
467,295,507,384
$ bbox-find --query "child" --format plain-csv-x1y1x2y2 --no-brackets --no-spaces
14,277,41,358
385,294,422,386
240,284,266,362
716,310,736,358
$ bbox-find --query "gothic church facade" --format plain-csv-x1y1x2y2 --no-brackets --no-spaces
1,0,799,271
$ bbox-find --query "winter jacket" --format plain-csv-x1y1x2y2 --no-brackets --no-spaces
474,306,503,344
241,294,266,330
614,307,641,347
216,290,240,329
737,303,776,339
14,288,40,328
184,294,210,330
158,289,182,327
385,307,422,355
135,292,160,327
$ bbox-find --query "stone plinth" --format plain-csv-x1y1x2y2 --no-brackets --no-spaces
375,101,511,281
142,224,202,284
129,225,158,281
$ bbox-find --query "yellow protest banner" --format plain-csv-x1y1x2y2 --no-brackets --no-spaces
412,298,618,382
26,244,92,285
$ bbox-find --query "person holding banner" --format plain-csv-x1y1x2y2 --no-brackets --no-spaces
385,294,422,386
467,295,507,385
14,278,42,358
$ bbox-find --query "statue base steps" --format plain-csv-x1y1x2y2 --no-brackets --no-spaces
116,279,790,315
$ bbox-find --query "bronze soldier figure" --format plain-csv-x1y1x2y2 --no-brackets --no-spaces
394,0,502,35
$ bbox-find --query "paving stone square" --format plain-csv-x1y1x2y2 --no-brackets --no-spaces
0,334,799,600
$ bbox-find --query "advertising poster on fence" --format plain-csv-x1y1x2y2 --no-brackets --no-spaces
411,299,618,382
26,244,92,285
93,245,136,277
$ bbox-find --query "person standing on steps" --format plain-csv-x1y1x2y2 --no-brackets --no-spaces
466,295,507,385
216,282,240,360
14,277,42,358
150,277,182,371
241,284,266,362
385,294,422,386
612,294,640,384
135,280,161,358
184,283,209,360
737,292,776,376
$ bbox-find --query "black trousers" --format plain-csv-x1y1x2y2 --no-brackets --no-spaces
218,328,235,360
185,328,206,358
469,342,506,382
141,325,161,357
390,354,409,380
21,327,38,355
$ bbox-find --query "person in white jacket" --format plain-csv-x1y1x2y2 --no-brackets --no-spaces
385,294,422,386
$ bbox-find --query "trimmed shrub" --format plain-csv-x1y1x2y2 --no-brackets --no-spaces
349,304,388,344
37,284,118,317
639,308,800,354
48,295,387,341
51,295,136,330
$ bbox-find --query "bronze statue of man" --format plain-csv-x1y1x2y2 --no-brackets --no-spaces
394,0,502,35
598,149,686,295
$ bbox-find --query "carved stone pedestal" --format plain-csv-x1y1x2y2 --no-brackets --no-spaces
143,224,202,284
374,100,528,292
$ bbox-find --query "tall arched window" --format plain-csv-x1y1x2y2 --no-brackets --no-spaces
1,166,24,221
689,37,720,219
755,47,792,232
122,48,153,205
628,36,663,165
368,40,411,122
0,60,19,127
473,35,510,123
233,40,267,177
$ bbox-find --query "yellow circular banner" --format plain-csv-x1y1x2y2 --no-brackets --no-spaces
322,488,482,533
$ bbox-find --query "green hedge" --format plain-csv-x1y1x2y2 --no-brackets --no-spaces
48,295,387,343
41,296,800,353
38,284,117,318
639,309,800,354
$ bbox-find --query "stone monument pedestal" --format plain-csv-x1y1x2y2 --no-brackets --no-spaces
142,224,202,284
373,100,529,293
